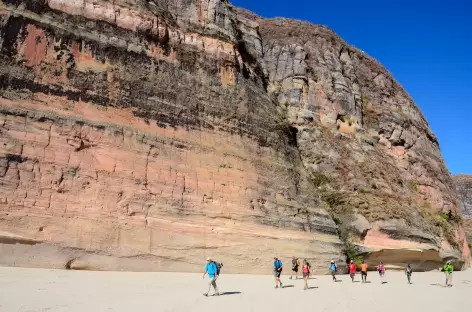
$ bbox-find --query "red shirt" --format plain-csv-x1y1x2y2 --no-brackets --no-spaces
349,264,357,274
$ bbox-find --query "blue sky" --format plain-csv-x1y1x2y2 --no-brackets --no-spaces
232,0,472,175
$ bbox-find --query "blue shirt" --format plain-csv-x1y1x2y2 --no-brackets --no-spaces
206,262,217,278
329,263,337,272
274,260,283,271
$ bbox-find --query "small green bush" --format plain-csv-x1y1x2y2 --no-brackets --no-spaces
438,211,462,224
311,172,331,187
406,180,419,193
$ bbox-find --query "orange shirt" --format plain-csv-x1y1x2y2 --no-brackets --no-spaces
361,264,368,272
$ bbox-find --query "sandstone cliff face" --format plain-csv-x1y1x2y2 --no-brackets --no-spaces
255,17,470,269
0,0,342,273
454,175,472,243
0,0,468,272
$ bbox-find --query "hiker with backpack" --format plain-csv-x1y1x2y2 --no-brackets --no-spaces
377,262,386,284
290,257,300,280
360,260,368,283
302,259,310,290
348,260,357,282
329,260,337,282
405,264,413,284
444,261,453,287
273,257,283,288
203,257,221,296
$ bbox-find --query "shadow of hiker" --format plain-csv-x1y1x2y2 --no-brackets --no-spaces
282,285,295,288
334,280,343,283
430,283,449,288
307,286,319,289
219,292,242,296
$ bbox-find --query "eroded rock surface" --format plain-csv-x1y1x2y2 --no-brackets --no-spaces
0,0,342,273
0,0,469,272
454,175,472,244
256,17,470,269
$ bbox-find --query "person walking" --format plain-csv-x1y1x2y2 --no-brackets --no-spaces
360,260,368,283
329,260,337,282
349,260,357,282
405,263,413,284
302,259,310,290
203,257,219,296
444,261,453,287
377,262,386,284
273,257,284,288
290,257,300,280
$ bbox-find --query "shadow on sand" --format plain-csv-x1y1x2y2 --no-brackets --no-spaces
281,285,295,289
334,280,343,283
307,286,319,290
219,292,242,296
430,283,452,288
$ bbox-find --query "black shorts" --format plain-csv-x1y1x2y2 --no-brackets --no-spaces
303,272,309,278
361,271,367,276
292,266,299,273
274,270,282,278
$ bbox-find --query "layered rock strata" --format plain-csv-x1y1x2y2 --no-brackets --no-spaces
0,0,343,273
0,0,469,272
454,175,472,244
256,17,470,269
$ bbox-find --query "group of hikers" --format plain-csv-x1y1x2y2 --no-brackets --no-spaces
288,258,389,289
202,256,455,296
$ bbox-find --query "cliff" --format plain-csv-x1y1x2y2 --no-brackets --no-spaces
454,175,472,244
0,0,469,272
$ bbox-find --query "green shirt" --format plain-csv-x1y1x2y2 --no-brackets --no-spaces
444,264,453,274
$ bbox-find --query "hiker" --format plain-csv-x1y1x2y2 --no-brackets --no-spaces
203,257,220,296
273,257,283,288
329,260,337,281
302,259,310,290
305,259,311,274
290,257,300,280
361,260,368,283
444,261,453,286
349,260,357,282
377,262,386,283
405,264,413,284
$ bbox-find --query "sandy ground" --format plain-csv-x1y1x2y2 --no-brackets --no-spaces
0,267,471,312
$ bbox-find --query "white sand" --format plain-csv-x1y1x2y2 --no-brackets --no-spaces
0,267,470,312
